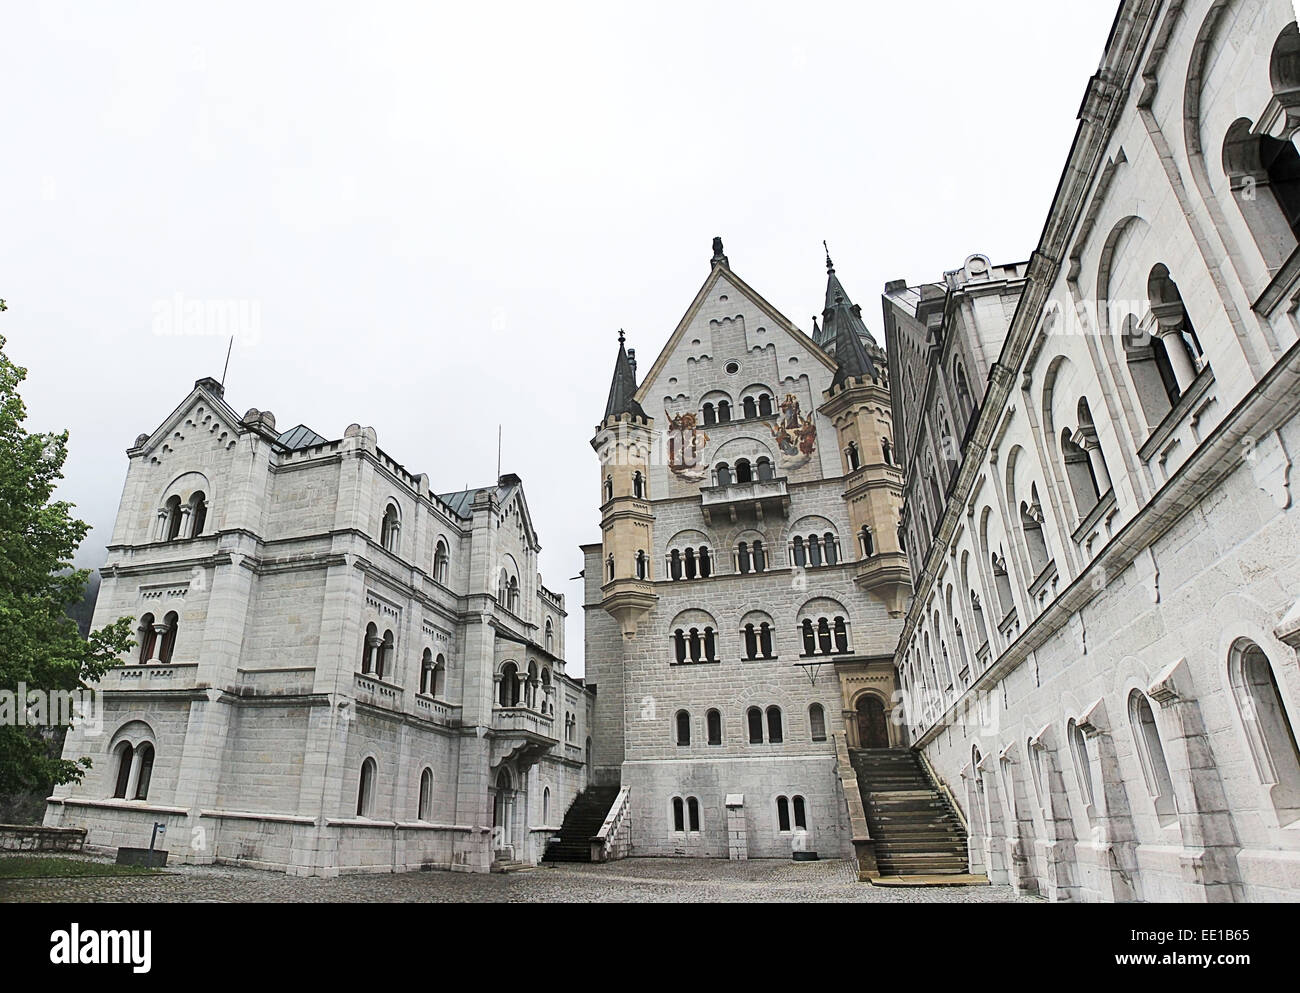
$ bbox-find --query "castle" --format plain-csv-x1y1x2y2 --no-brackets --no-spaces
45,381,590,875
46,0,1300,899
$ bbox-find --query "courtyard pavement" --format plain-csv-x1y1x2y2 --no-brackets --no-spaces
0,855,1037,903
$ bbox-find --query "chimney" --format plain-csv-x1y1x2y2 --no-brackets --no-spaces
627,348,637,379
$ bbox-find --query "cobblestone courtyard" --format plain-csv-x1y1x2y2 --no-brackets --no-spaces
0,856,1035,903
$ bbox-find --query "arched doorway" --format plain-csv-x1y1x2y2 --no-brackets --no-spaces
856,695,890,748
492,768,514,857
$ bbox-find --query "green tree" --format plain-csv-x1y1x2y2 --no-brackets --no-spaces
0,331,135,799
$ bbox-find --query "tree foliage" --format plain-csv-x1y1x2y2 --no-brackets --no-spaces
0,332,135,796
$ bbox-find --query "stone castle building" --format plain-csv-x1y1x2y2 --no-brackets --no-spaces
45,378,591,874
886,0,1300,901
582,238,909,861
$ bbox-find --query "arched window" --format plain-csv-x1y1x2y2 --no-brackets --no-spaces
604,477,614,503
954,362,974,422
703,626,717,662
633,471,645,499
380,503,401,552
702,402,717,427
743,396,757,419
743,624,758,661
859,526,874,558
1230,639,1300,818
676,710,691,746
801,619,816,656
376,629,393,681
507,576,519,613
163,495,183,541
357,757,377,817
808,534,823,568
1067,719,1095,813
766,706,783,744
735,459,752,484
738,541,751,575
717,400,732,423
833,616,849,654
132,743,154,799
433,540,449,583
991,553,1014,621
687,796,700,832
543,786,551,824
1128,690,1178,827
361,621,379,674
897,522,906,552
159,612,178,664
793,795,807,830
499,662,520,707
673,629,686,664
1061,427,1098,516
758,394,773,417
418,768,433,820
545,618,554,653
970,590,989,649
137,613,157,664
1020,488,1050,577
846,441,860,471
716,463,733,487
188,491,208,537
420,648,434,694
432,654,446,697
707,709,722,746
1122,315,1179,427
698,547,712,578
809,703,827,742
882,438,892,465
817,618,832,655
776,795,791,832
759,622,773,658
792,536,806,568
688,627,702,663
606,556,615,581
672,796,686,832
747,706,764,744
669,548,683,581
752,539,766,573
1147,265,1205,393
823,532,838,565
1222,98,1300,269
756,457,774,482
113,742,134,799
636,550,648,580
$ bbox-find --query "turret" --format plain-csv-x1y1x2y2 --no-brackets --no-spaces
815,248,911,617
592,331,657,637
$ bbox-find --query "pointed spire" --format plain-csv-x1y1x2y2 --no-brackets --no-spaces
814,243,879,384
604,330,647,421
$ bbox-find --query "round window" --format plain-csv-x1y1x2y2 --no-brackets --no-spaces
725,361,739,375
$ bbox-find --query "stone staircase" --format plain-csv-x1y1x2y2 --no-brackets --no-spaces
542,784,620,863
850,748,970,877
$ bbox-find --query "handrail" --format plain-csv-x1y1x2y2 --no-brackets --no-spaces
917,748,969,835
591,786,632,862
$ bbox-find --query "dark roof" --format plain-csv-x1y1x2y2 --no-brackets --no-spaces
603,331,647,420
436,474,522,520
277,424,330,450
819,253,879,386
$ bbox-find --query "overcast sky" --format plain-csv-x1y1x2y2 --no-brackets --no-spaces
2,1,1118,674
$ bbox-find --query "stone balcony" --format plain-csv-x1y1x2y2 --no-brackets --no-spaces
354,672,402,710
106,662,201,694
699,476,790,525
489,705,558,770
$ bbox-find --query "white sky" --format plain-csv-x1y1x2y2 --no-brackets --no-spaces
1,1,1119,674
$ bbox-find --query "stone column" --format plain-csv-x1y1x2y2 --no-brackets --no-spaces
1147,659,1244,903
147,621,170,663
1156,329,1197,390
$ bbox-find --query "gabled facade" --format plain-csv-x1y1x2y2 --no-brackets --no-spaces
46,377,591,875
584,239,908,861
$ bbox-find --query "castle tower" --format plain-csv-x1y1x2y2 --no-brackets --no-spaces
591,330,658,637
817,249,910,619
